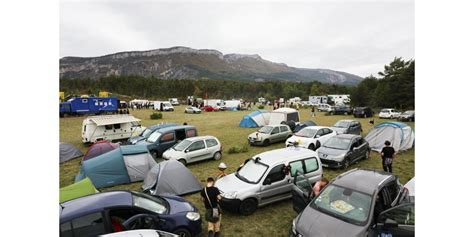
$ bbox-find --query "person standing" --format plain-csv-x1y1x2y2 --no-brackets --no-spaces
311,106,316,117
381,140,396,173
201,177,222,237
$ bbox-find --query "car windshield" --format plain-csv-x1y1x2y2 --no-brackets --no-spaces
173,140,192,151
295,128,317,138
324,137,352,150
333,121,351,128
258,126,273,134
146,132,162,143
132,193,167,214
236,158,268,184
381,109,389,113
141,128,154,138
311,184,372,226
164,102,172,107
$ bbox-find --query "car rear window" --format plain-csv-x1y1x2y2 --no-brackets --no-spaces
205,139,218,147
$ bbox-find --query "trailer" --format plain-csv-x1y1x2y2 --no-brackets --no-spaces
60,97,118,117
82,115,144,144
309,96,328,105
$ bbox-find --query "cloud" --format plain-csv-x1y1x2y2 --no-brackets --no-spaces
60,0,414,77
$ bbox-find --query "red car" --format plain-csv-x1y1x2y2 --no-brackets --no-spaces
203,106,218,112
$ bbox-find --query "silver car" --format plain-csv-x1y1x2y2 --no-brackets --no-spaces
162,136,222,165
248,124,293,146
215,147,323,215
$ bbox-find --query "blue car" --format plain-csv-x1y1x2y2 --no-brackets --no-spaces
127,123,179,145
60,191,202,237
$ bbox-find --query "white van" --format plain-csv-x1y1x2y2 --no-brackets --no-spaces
317,103,331,112
168,98,179,106
82,115,144,144
153,101,174,111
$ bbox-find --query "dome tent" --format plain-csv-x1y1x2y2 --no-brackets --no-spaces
142,160,202,196
365,122,414,153
60,177,98,203
83,140,119,161
60,142,84,163
268,108,300,125
239,110,271,128
75,145,157,189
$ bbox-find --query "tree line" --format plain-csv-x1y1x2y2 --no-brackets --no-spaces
60,57,414,109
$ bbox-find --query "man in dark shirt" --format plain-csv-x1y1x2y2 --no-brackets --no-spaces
381,140,396,173
200,177,222,237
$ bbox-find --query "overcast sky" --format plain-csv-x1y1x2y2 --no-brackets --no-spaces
60,0,414,77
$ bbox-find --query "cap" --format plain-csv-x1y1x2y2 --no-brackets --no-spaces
218,162,227,169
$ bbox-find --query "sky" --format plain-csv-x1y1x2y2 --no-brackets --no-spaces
60,0,414,77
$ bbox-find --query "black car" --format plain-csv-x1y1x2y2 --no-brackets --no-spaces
329,105,353,115
353,107,374,118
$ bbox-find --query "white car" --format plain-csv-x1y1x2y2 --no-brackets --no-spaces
379,108,401,119
100,230,178,237
317,104,332,112
184,106,201,114
285,126,337,151
162,136,222,165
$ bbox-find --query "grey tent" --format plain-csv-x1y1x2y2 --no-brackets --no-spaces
365,122,415,153
142,160,202,196
60,142,84,163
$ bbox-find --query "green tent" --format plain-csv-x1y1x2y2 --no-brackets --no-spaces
60,177,98,203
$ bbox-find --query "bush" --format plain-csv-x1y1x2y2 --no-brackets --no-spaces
227,144,249,154
257,105,265,109
150,112,163,120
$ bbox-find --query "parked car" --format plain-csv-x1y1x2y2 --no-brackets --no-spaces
60,191,202,237
184,106,201,114
162,136,222,165
285,126,337,151
317,103,331,112
317,134,370,169
216,147,323,215
137,125,198,159
330,120,362,135
404,177,415,203
100,229,178,237
293,120,317,133
154,101,174,112
399,110,415,122
290,169,411,237
379,108,401,119
353,107,374,118
329,105,352,115
168,98,180,106
248,124,293,146
127,123,179,145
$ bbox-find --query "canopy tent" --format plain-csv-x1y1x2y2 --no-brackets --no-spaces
142,160,202,196
239,110,271,128
60,177,98,203
365,122,415,153
83,140,120,161
60,143,83,163
75,145,157,188
268,108,300,125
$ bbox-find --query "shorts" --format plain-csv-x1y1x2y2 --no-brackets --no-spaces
208,214,222,232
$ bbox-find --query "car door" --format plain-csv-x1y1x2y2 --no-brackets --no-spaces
205,138,220,159
347,138,359,163
186,140,207,162
269,126,280,143
258,164,291,204
374,203,415,237
314,129,325,145
61,212,108,237
157,132,176,154
291,171,313,213
279,126,289,142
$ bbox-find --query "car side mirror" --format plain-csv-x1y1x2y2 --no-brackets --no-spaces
383,218,398,229
184,149,189,153
315,135,321,138
263,178,272,185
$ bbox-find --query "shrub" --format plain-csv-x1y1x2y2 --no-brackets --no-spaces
227,144,249,154
257,105,265,109
150,112,163,120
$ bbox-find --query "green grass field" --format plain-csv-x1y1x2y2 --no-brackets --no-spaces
60,106,414,237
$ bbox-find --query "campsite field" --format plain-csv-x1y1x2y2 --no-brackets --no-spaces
60,106,415,237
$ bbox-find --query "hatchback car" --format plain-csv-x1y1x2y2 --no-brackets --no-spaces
328,105,353,115
128,123,179,145
184,106,201,114
290,169,411,237
285,126,337,150
353,107,374,118
330,120,362,135
379,108,401,119
60,191,202,237
215,147,323,215
317,134,370,169
248,124,292,146
162,136,222,165
399,110,415,122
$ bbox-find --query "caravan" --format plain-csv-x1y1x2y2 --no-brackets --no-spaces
82,115,144,144
153,101,174,111
308,96,328,105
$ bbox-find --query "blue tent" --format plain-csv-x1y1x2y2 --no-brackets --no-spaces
75,145,157,189
239,110,270,128
365,122,415,152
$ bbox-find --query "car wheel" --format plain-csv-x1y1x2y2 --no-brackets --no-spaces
365,150,370,159
184,110,187,113
342,158,350,169
213,151,222,160
364,114,367,118
315,141,321,150
173,228,192,237
263,139,270,146
193,111,196,114
390,115,393,119
178,159,187,166
239,198,258,215
308,143,316,151
150,151,158,159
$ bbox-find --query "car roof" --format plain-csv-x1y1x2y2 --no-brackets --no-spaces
335,119,358,123
252,147,317,166
184,135,217,141
332,134,361,140
157,125,195,133
301,126,329,131
60,191,133,222
332,169,397,195
263,124,289,128
148,123,178,130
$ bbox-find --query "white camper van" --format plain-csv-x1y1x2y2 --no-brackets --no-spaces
153,101,174,111
82,115,144,144
168,98,179,106
308,96,328,105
